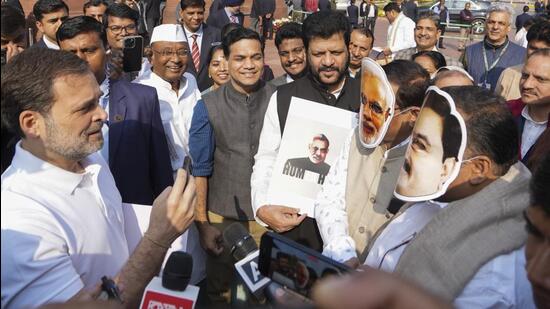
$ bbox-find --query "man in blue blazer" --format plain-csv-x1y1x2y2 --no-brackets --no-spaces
57,16,173,205
206,0,244,30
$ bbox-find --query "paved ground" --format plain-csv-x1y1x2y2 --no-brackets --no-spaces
20,0,526,77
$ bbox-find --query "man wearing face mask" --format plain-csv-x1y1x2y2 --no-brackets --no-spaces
315,60,429,267
251,11,361,252
382,86,534,308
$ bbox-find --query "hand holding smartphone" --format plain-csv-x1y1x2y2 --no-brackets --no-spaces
122,35,143,72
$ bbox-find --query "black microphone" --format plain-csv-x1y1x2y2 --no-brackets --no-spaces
139,252,199,308
223,222,258,261
223,223,271,302
162,251,193,291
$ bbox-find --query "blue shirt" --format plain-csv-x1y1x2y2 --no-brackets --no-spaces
188,99,215,177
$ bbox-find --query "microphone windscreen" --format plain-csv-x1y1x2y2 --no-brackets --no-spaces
162,251,193,291
223,223,258,261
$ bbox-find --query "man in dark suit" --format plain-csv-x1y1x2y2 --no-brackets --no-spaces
58,16,173,205
515,5,532,33
347,0,359,28
318,0,331,11
180,0,221,91
401,0,417,21
206,0,244,30
360,0,377,33
143,0,162,36
33,0,69,49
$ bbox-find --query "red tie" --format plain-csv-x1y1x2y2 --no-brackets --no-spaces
191,34,200,72
230,15,238,23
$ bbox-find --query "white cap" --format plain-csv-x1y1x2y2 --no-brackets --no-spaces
150,24,187,44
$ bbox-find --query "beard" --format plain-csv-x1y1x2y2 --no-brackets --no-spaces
309,59,349,89
43,116,104,162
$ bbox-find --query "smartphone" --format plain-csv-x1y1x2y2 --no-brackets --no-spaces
258,232,352,298
122,35,143,72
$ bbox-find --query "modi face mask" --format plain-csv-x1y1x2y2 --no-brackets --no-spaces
359,58,395,148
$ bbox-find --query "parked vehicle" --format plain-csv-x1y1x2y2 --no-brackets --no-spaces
420,0,490,34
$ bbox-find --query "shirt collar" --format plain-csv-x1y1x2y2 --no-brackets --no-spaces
483,37,509,50
183,24,204,37
10,142,100,195
285,74,294,83
43,36,60,50
99,77,110,97
149,72,188,94
522,105,548,125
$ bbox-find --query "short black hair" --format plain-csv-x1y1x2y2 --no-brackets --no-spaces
1,3,26,39
222,27,262,57
423,91,462,163
1,49,90,138
103,3,139,27
33,0,68,22
83,0,109,12
274,22,304,49
530,153,550,215
443,86,518,176
180,0,206,10
207,43,224,66
412,51,447,70
526,17,550,46
221,22,243,38
523,5,529,12
383,60,430,109
351,26,374,48
57,16,108,48
302,11,350,49
383,2,400,13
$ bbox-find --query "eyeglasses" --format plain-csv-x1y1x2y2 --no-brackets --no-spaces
152,49,189,57
107,24,137,34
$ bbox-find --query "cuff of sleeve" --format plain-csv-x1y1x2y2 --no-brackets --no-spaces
254,204,269,227
191,164,212,177
322,240,358,263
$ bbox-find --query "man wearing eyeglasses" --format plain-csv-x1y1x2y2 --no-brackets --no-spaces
32,0,69,50
134,24,206,286
283,134,331,185
104,3,139,50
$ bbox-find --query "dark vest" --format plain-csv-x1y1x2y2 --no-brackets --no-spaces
203,81,276,220
465,39,525,91
276,74,361,252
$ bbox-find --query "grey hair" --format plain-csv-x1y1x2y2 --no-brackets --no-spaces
487,3,514,25
417,11,440,27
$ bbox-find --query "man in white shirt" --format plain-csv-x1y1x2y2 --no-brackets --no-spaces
134,24,206,286
1,48,196,308
32,0,69,49
316,60,429,267
365,86,535,308
382,2,416,58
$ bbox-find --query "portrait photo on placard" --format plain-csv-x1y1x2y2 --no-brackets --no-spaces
394,86,467,202
267,97,357,216
359,58,395,148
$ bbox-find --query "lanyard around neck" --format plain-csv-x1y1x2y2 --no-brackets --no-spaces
483,40,509,76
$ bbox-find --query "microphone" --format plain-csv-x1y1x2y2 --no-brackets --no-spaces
223,223,271,302
139,252,200,309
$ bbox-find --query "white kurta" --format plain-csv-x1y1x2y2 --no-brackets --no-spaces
387,13,416,53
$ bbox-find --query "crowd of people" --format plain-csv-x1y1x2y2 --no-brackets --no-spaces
1,0,549,308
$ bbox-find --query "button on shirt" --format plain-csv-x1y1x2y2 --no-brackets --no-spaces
134,72,202,172
521,106,547,158
1,143,128,308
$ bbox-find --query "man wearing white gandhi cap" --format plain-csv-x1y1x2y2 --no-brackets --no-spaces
134,24,206,286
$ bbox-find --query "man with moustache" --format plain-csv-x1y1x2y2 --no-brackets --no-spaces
57,16,173,206
251,11,361,252
134,24,206,286
271,22,307,87
394,12,462,68
506,48,550,171
188,27,276,303
461,4,526,91
179,0,222,92
316,60,429,266
283,134,331,185
348,27,374,78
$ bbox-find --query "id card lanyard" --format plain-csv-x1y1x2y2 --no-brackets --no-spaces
482,41,509,89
